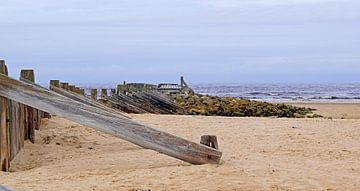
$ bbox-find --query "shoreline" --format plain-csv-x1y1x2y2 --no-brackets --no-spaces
286,102,360,119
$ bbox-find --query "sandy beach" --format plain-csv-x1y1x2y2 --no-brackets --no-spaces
0,103,360,191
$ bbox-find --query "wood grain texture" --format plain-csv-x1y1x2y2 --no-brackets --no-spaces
20,70,37,141
0,74,222,165
0,61,10,171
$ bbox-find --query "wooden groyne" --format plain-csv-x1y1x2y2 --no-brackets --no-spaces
103,91,183,114
0,62,222,170
0,61,50,171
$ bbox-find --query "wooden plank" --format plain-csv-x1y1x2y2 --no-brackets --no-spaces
0,74,222,165
0,61,10,171
26,106,35,143
9,101,19,160
18,103,25,148
0,96,10,171
105,95,148,114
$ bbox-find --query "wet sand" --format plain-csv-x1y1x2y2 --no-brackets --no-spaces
1,103,360,190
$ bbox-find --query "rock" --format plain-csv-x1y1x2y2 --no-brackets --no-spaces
172,93,315,118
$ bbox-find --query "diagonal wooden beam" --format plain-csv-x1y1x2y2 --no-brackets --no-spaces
0,74,222,165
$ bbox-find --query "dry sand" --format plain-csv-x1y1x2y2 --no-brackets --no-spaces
1,103,360,191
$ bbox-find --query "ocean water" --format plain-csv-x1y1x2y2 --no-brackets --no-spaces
67,83,360,103
191,83,360,103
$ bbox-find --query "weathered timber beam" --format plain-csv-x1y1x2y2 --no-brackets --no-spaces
0,74,222,165
105,96,148,114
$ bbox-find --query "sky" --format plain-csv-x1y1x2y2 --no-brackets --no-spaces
0,0,359,84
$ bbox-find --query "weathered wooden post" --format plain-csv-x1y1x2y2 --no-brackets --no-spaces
68,85,76,93
60,82,69,90
200,135,219,150
79,88,85,96
101,89,108,98
50,80,60,88
9,97,22,160
91,89,97,100
0,60,10,171
20,70,38,141
110,89,116,96
75,86,80,94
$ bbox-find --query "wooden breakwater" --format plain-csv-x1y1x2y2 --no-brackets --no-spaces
0,61,50,171
0,61,222,170
103,91,183,114
98,77,193,114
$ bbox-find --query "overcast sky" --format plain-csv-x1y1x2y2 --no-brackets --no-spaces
0,0,359,84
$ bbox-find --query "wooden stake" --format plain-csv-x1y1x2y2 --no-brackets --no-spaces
200,135,219,150
79,89,85,96
68,85,76,93
0,60,10,171
50,80,60,88
20,70,36,142
91,89,97,100
60,82,69,90
101,89,108,98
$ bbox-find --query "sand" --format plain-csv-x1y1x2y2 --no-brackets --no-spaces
1,103,360,190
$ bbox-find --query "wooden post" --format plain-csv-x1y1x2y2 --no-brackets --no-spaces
79,89,85,96
110,89,116,96
0,60,10,171
20,69,35,82
200,135,219,150
9,100,22,160
68,85,76,92
20,70,36,142
50,80,60,88
60,82,69,90
101,89,108,98
91,89,97,100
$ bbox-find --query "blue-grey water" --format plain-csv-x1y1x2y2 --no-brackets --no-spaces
192,83,360,103
71,83,360,103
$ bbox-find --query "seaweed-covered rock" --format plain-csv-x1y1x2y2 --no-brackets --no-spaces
172,93,318,118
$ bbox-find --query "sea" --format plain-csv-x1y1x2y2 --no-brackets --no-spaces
192,83,360,103
71,83,360,103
